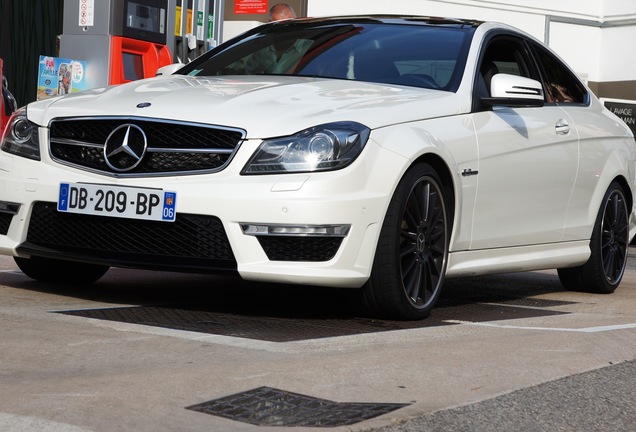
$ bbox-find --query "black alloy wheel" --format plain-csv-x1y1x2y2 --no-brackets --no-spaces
558,181,629,293
363,163,450,320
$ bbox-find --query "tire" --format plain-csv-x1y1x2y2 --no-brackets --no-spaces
363,163,450,320
14,256,109,285
558,181,629,294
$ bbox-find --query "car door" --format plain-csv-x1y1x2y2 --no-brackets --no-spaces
469,35,579,250
526,40,610,242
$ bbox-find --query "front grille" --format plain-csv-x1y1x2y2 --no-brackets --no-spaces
0,213,13,235
49,117,245,176
21,202,236,272
257,236,343,261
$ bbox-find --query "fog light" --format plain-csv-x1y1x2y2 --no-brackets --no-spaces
241,223,350,237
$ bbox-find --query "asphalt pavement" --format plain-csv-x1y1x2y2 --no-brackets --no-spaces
365,253,636,432
364,359,636,432
1,250,636,432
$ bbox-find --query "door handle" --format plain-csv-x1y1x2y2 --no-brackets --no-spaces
555,118,570,135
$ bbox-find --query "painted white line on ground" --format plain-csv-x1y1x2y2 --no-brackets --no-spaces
444,320,636,333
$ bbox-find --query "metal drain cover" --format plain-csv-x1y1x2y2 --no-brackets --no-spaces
186,386,409,427
494,298,577,308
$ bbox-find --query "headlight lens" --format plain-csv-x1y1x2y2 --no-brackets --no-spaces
1,108,40,160
242,121,370,174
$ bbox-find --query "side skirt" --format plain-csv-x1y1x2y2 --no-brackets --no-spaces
445,241,590,278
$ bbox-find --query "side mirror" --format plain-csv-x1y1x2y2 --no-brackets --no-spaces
2,79,17,116
155,63,185,76
481,73,544,108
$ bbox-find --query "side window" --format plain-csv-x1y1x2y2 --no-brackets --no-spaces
484,44,525,77
477,36,535,98
530,42,587,104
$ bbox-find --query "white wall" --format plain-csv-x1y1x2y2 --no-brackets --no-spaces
546,22,599,83
599,26,636,82
602,0,636,18
306,0,636,20
308,0,549,37
224,0,585,42
307,0,605,29
223,20,262,41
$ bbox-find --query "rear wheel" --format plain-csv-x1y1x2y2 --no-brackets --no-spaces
15,256,109,285
558,181,629,293
363,163,450,320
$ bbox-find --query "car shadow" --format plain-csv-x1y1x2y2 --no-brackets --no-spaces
2,265,566,320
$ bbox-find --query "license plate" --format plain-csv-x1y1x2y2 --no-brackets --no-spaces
57,183,177,222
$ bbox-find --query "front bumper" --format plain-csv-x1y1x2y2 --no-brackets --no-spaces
0,136,406,288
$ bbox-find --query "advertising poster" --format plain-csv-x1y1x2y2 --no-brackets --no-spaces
37,56,88,100
234,0,268,15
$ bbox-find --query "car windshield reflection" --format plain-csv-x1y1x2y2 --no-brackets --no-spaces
178,21,473,91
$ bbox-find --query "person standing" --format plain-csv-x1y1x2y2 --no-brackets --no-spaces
223,3,304,74
269,3,297,22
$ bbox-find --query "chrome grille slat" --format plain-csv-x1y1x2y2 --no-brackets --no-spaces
145,148,235,154
49,117,245,177
50,138,103,148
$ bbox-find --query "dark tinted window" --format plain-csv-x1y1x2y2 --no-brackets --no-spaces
178,22,473,91
473,36,535,112
476,36,537,99
530,42,587,104
482,39,531,77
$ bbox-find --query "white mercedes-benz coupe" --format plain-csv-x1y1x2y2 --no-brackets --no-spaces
1,16,635,319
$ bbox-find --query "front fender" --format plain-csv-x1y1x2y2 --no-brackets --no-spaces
370,115,479,250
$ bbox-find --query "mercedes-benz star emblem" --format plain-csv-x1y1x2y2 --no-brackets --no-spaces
104,124,148,172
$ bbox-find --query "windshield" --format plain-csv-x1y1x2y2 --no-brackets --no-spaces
177,20,473,91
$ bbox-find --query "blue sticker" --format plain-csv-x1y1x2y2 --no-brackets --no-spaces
162,191,177,221
58,183,70,211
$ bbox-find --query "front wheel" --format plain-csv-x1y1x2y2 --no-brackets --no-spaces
362,163,450,320
558,181,629,293
15,256,109,285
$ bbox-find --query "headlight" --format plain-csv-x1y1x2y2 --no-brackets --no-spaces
242,121,370,174
1,108,40,160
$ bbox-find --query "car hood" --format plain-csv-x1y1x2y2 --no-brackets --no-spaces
28,75,462,138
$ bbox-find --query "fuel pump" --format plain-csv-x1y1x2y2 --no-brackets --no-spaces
60,0,173,88
1,59,18,135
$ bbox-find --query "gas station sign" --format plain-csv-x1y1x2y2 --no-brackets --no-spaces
234,0,268,15
603,99,636,136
